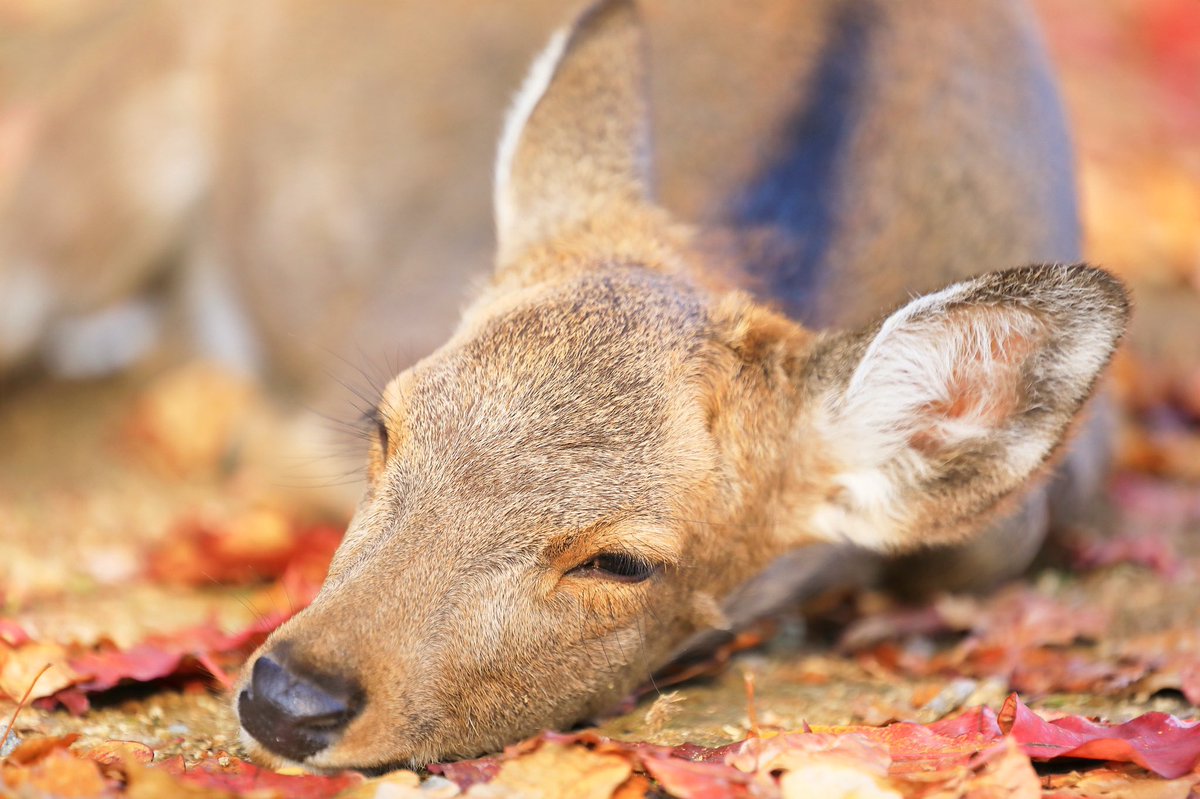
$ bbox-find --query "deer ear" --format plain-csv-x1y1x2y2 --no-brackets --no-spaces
494,0,652,264
807,264,1130,552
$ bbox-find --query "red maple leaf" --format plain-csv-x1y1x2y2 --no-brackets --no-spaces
1000,693,1200,779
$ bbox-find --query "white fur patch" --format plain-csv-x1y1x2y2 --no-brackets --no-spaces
809,466,905,551
493,27,570,239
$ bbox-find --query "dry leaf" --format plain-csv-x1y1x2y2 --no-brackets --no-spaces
1042,764,1200,799
642,691,684,734
1,747,108,797
779,762,900,799
465,743,632,799
0,640,78,700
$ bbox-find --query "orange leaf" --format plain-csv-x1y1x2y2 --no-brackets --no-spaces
2,747,108,797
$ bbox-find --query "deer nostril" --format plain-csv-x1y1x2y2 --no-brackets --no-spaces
238,652,364,762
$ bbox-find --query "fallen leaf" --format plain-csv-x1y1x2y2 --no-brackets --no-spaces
1111,474,1200,523
86,740,156,765
1118,629,1200,705
836,583,1177,703
838,607,945,658
0,640,79,700
465,743,632,799
641,757,751,799
611,773,651,799
0,621,30,647
1007,648,1148,698
1042,763,1200,799
147,515,342,589
0,608,293,712
433,696,1200,799
339,771,463,799
439,709,1000,797
999,693,1200,778
729,733,898,798
1064,530,1180,578
0,746,109,797
123,756,234,799
647,623,777,696
159,753,363,798
953,738,1041,799
2,733,80,765
806,706,1003,776
778,762,899,799
432,758,504,790
70,643,185,693
925,705,1006,739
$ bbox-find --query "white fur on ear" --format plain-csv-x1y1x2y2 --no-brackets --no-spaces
493,27,569,240
814,298,1044,549
842,283,1046,461
808,264,1127,551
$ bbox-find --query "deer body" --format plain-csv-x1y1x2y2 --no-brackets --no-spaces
235,0,1129,770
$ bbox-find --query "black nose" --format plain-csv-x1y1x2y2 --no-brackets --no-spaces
238,651,364,762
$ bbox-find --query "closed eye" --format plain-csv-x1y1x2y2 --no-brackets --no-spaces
567,552,657,584
375,419,389,457
362,407,389,456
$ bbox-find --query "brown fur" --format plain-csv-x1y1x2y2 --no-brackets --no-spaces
232,0,1129,769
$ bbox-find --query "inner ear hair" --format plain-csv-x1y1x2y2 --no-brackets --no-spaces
810,263,1130,552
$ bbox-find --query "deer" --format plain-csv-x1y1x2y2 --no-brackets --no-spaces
234,0,1130,771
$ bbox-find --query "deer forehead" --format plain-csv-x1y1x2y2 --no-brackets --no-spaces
362,271,724,544
397,275,708,446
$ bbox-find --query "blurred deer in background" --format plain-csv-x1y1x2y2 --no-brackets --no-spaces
213,0,1128,770
0,1,572,383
